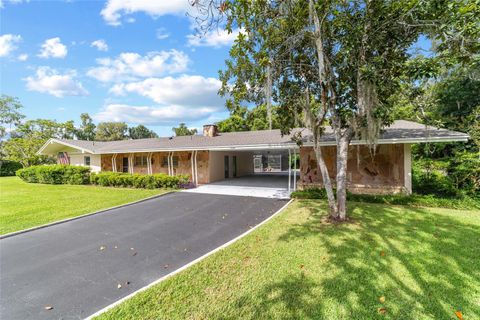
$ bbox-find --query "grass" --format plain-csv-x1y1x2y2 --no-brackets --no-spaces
291,188,480,210
0,177,170,235
97,200,480,320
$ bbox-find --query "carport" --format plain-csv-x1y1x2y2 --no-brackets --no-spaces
184,147,299,199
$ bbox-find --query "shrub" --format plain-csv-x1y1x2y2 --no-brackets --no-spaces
16,165,90,185
291,188,480,210
412,159,458,197
447,152,480,196
0,160,23,176
90,172,189,189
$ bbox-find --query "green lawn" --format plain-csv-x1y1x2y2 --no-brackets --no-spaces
97,200,480,320
0,177,169,235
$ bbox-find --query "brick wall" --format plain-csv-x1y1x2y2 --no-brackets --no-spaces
100,150,210,184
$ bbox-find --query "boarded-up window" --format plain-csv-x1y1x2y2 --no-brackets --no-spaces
135,156,148,166
162,156,179,168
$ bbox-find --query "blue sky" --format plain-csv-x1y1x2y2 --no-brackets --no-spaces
0,0,238,136
0,1,431,137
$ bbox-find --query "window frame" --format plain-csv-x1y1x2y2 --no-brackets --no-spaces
134,156,148,167
84,156,91,166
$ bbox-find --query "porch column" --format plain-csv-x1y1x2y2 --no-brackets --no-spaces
191,151,196,184
194,150,198,184
128,154,134,174
112,153,117,172
147,152,153,175
170,152,175,176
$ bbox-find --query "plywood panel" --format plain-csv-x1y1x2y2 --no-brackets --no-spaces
299,144,406,194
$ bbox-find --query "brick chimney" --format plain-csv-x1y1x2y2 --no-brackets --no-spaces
203,124,218,137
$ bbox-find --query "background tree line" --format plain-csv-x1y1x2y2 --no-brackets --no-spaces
0,96,158,168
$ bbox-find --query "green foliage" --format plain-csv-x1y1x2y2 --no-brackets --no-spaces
172,123,197,136
291,188,480,210
448,152,480,194
412,156,479,197
90,172,189,189
412,159,458,197
129,124,159,139
76,113,96,141
13,119,76,140
0,95,25,139
2,137,54,168
16,165,90,185
217,105,281,132
95,122,128,141
0,160,22,176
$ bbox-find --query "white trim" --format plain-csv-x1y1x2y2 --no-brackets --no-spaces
112,153,117,173
36,132,469,156
85,199,294,320
128,154,134,174
404,144,412,194
37,138,95,155
191,151,195,184
194,150,198,184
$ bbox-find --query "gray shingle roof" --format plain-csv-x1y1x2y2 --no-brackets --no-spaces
48,120,469,154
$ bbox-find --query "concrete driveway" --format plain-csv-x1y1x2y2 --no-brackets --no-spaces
0,192,288,320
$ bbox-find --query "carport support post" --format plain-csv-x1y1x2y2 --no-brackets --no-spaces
293,148,297,191
288,149,291,192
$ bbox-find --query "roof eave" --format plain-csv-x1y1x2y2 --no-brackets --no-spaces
37,138,95,155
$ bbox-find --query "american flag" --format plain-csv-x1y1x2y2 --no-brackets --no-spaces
58,152,70,165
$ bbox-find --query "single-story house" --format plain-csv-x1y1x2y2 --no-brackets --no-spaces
38,120,468,195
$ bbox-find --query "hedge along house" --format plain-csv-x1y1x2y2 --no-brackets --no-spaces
37,120,468,196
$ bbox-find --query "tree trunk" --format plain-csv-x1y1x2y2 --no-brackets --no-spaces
313,140,338,218
335,132,351,220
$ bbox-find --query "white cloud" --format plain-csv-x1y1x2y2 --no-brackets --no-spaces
91,39,109,51
187,28,242,48
38,37,68,59
101,0,189,26
94,104,218,125
0,34,22,57
101,75,225,125
25,66,89,97
87,50,189,82
1,0,29,7
109,75,223,106
17,53,28,61
156,28,170,40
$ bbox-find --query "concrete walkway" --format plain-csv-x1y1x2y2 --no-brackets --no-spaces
0,192,288,320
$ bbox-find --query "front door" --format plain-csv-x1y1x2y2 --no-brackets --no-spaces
224,155,229,178
232,156,237,177
122,157,129,173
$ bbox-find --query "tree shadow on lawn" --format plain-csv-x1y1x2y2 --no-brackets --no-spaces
233,201,480,319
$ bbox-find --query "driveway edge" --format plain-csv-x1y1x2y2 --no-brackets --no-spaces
0,191,175,240
85,198,294,320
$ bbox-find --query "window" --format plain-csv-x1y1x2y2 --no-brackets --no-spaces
162,156,179,168
134,156,148,166
84,156,91,166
